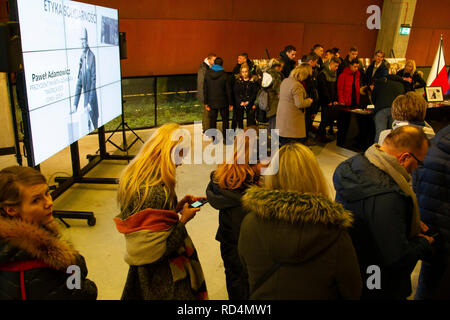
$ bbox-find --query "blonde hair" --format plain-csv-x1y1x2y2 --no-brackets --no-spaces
404,59,416,74
290,63,312,82
264,143,330,198
391,91,427,121
117,123,185,214
214,127,259,190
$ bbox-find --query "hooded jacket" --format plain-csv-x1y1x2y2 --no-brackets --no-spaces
413,125,450,254
238,186,362,300
333,154,432,299
0,217,97,300
204,68,232,109
337,67,360,107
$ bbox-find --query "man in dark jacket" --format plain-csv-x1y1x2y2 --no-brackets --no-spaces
333,125,434,300
371,70,406,142
337,46,365,80
363,50,389,86
317,57,341,142
413,124,450,299
197,53,217,133
232,53,256,75
204,57,233,142
280,45,297,79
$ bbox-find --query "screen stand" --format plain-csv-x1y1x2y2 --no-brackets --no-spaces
104,98,144,161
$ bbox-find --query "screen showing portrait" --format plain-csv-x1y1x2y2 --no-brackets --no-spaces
17,0,122,165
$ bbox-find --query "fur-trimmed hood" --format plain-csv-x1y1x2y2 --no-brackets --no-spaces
0,217,79,271
239,186,355,265
242,186,353,229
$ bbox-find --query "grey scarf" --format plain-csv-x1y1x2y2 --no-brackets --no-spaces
319,64,337,82
365,144,421,238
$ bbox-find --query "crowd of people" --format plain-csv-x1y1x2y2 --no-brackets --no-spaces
0,44,448,301
197,45,429,146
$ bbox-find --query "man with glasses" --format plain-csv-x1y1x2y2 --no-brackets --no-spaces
333,125,434,300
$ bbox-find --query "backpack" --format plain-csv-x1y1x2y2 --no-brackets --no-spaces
256,88,269,111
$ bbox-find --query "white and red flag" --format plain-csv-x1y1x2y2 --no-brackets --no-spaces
427,35,449,94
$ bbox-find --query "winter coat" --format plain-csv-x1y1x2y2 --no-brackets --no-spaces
413,125,450,254
318,66,338,106
337,55,365,80
302,68,320,114
337,67,360,107
0,217,97,300
276,77,312,138
280,50,296,79
333,154,432,299
233,75,260,110
396,69,427,92
196,61,210,103
206,173,256,300
238,186,362,300
115,184,207,300
363,60,389,86
204,69,232,109
372,75,405,114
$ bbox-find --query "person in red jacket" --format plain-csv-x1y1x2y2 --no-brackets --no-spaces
337,59,360,108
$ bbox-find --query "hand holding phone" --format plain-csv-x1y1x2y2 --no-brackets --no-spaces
188,199,208,208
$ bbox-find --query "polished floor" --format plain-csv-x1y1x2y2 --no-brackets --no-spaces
0,123,421,300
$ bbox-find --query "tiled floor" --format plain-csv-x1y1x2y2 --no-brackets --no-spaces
0,123,421,300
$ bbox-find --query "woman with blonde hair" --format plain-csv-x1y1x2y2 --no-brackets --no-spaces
276,63,314,147
0,166,97,300
397,59,426,92
206,128,261,300
232,65,259,129
115,123,208,300
238,143,362,299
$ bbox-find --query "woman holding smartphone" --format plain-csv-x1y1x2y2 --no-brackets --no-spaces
115,123,208,300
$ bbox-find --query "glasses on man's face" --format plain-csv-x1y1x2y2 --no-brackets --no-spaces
409,152,424,167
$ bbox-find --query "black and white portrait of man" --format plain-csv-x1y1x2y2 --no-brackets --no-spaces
71,28,99,131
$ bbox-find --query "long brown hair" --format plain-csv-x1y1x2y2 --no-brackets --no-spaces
0,166,47,216
214,128,260,190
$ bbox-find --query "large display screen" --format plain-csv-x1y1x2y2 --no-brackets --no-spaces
16,0,122,165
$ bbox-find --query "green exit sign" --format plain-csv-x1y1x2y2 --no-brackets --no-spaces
400,24,411,35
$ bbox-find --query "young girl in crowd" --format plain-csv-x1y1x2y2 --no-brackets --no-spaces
0,166,97,300
238,143,362,299
232,64,259,129
115,123,208,300
206,128,261,300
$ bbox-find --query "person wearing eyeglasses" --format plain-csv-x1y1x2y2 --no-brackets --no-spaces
333,125,434,300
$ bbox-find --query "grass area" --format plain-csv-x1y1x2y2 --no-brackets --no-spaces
104,93,204,131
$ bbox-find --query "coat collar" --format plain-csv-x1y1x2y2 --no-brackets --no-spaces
0,217,78,270
242,186,353,228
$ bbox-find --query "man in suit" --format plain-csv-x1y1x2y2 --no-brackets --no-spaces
72,28,99,132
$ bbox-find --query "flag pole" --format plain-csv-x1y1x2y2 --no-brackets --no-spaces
437,34,443,78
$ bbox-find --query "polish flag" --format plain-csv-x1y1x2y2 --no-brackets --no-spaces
427,36,449,94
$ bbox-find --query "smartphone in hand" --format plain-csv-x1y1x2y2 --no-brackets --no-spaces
188,199,208,208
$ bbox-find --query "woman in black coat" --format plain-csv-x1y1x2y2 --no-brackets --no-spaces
0,166,97,300
232,65,259,129
397,60,426,92
206,132,261,300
